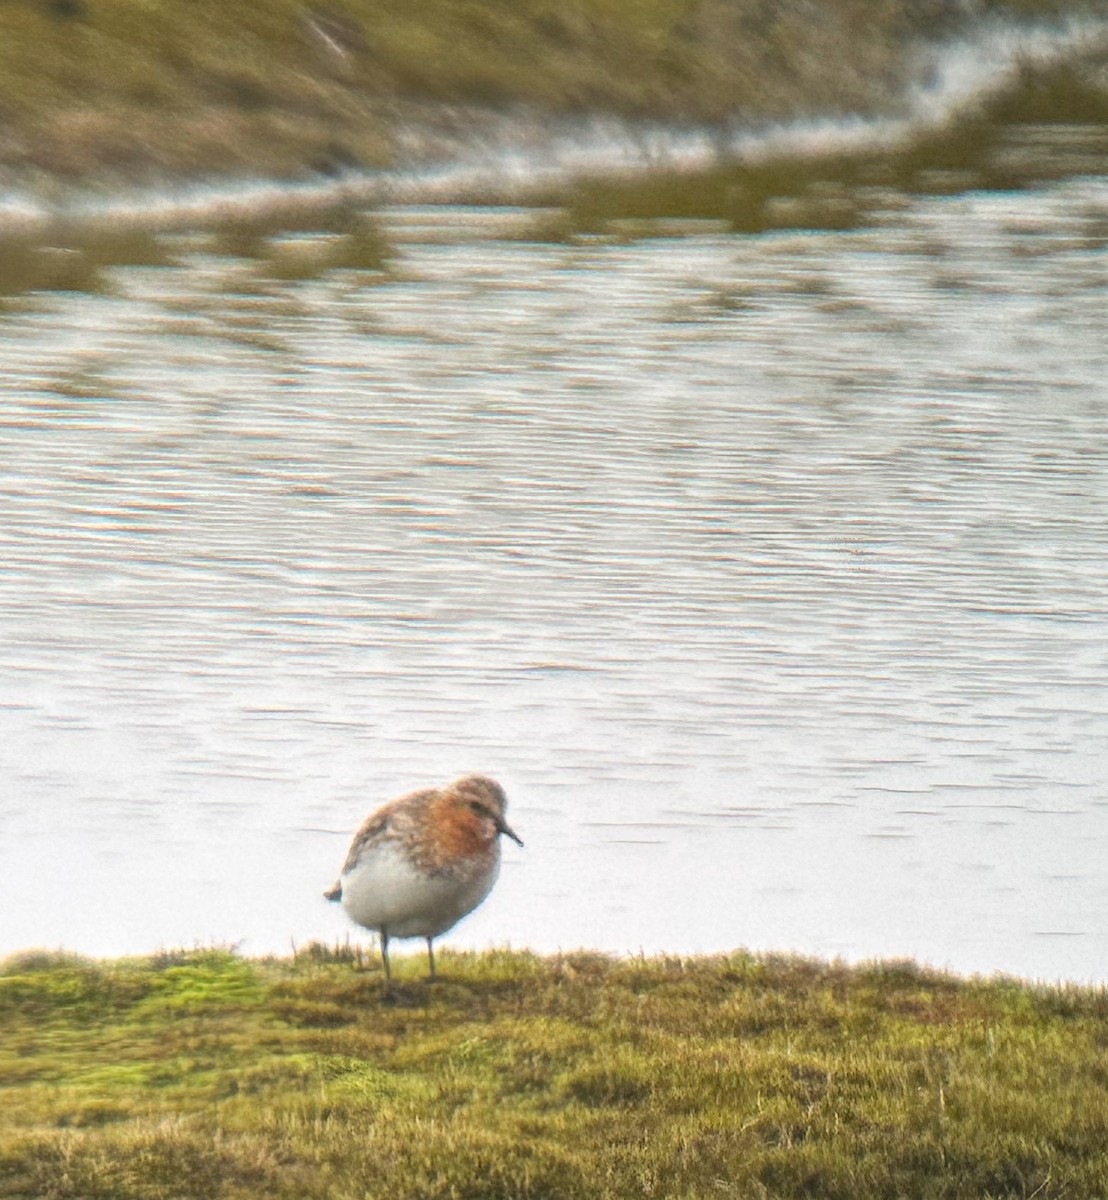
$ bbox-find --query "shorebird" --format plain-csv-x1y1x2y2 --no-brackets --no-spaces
324,774,523,980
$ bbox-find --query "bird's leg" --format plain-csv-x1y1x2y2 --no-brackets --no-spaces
380,930,391,981
426,937,436,980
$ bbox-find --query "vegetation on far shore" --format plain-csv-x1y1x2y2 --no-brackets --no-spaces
2,945,1108,1199
0,0,1106,183
0,0,1105,296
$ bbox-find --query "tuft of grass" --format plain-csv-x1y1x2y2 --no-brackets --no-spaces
2,947,1108,1198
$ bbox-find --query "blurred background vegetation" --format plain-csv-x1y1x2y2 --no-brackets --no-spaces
0,0,1105,182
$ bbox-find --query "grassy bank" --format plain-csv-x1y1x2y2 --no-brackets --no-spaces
2,947,1107,1198
0,0,1106,183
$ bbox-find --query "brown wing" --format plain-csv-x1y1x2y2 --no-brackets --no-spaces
337,787,438,874
339,809,391,874
325,801,397,901
325,787,441,901
324,807,391,901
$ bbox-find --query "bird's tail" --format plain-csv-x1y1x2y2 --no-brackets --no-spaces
323,880,343,902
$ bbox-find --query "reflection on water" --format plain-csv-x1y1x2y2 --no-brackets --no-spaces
1,176,1106,982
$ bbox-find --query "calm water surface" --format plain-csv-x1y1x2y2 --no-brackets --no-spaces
1,177,1107,981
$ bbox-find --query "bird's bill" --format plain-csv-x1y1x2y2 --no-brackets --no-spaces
496,816,524,847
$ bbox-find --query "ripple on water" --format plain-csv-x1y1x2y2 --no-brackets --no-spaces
0,179,1106,979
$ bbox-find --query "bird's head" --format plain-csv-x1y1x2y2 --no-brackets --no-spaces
448,774,524,848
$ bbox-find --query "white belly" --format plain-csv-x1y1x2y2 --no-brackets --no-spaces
340,841,500,939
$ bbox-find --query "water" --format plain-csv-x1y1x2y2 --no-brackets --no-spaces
1,172,1106,983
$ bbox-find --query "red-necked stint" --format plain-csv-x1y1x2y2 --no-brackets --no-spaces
325,774,523,980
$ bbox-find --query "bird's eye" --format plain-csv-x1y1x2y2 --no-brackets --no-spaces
469,800,486,815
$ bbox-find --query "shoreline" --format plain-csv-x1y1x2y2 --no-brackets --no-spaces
0,1,1105,198
0,15,1100,267
3,943,1107,990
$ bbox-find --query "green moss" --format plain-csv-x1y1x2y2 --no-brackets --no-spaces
2,947,1108,1198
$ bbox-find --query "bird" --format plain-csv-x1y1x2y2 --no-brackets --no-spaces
324,774,522,981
